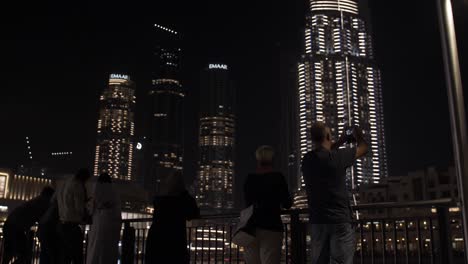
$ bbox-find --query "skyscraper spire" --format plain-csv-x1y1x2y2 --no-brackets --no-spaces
297,0,387,192
309,0,359,14
147,24,185,195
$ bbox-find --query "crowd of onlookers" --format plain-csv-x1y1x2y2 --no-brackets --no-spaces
1,168,200,264
2,169,123,264
2,122,366,264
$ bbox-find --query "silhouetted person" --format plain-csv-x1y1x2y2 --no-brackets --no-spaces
86,173,122,264
121,222,135,264
2,186,55,264
56,168,91,264
37,193,60,264
145,171,200,264
243,145,292,264
302,123,368,264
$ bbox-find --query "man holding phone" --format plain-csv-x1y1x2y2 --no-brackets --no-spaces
301,122,368,264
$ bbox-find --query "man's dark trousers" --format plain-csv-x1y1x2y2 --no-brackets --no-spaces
310,223,355,264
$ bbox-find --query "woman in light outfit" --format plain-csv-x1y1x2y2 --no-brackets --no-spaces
244,146,293,264
86,173,122,264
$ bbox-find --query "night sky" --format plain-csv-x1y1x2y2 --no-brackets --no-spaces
1,1,467,194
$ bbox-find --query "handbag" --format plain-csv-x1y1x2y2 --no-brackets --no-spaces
232,205,256,247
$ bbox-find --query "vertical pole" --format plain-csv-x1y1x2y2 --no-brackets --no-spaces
285,223,289,264
188,226,193,262
437,206,454,264
404,221,409,264
121,222,135,264
436,0,468,262
416,220,423,264
429,218,436,264
290,211,307,263
195,226,199,263
370,222,375,264
393,221,398,264
382,220,387,264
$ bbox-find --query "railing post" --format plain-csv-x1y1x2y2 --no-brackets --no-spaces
121,222,135,264
27,230,34,264
437,206,454,264
436,0,468,262
290,211,307,264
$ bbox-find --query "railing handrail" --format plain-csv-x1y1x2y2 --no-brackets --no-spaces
352,198,456,210
122,198,458,223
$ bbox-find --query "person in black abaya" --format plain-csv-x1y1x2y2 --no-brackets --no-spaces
145,171,200,263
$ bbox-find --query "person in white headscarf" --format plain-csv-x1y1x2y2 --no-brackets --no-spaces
86,173,122,264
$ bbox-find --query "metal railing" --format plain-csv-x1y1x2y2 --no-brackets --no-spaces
350,198,461,264
0,199,464,263
119,198,463,264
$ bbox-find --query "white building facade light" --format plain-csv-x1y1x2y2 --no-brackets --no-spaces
196,64,235,213
94,74,136,181
297,0,388,190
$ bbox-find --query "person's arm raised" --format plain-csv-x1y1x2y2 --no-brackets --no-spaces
354,127,369,158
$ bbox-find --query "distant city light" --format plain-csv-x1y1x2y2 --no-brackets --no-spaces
154,24,178,35
0,172,10,198
51,152,73,156
136,142,142,150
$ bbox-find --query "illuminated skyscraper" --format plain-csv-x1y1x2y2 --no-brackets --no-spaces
297,0,387,190
147,24,184,194
94,74,136,181
196,63,235,213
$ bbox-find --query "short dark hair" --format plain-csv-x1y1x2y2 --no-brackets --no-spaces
310,122,327,143
98,173,112,183
75,168,91,182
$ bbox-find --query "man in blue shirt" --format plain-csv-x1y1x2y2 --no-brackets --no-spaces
302,122,368,264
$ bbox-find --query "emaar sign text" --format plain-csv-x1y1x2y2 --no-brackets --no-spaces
110,74,129,80
209,64,228,70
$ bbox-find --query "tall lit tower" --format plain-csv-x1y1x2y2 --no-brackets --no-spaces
147,24,184,194
297,0,387,191
94,74,136,181
196,63,235,213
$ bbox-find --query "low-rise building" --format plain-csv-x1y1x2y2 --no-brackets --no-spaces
359,166,457,205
